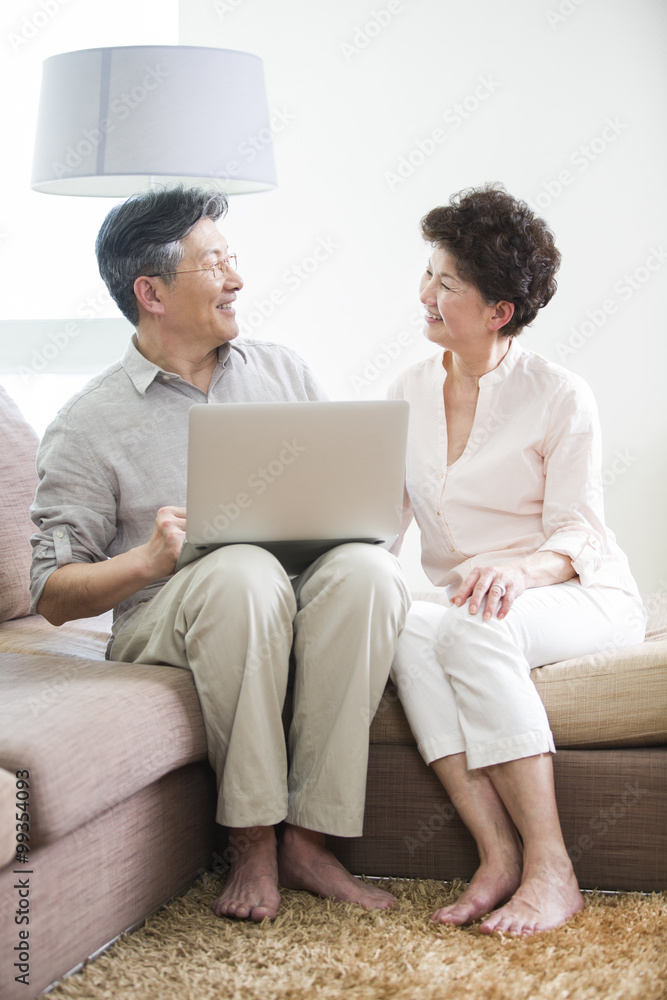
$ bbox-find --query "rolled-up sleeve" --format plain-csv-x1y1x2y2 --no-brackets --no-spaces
29,414,117,613
537,378,608,585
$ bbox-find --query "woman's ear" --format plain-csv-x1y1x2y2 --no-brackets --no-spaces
490,300,515,332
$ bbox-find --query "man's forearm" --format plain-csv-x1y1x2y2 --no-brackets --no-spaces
37,546,158,626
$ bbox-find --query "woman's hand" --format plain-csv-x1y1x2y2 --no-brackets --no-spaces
451,565,528,621
452,552,577,620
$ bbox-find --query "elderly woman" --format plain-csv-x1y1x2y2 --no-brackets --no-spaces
389,185,646,936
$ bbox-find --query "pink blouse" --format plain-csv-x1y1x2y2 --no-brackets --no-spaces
388,338,640,598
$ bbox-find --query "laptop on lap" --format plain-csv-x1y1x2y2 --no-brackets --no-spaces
175,400,409,575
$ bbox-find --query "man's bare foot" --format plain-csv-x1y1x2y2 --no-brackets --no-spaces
212,826,281,922
431,853,522,926
479,858,584,936
278,824,396,910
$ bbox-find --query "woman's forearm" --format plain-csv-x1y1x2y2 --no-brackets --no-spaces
515,550,576,589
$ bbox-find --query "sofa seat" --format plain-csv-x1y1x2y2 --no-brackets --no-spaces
2,592,666,854
2,590,666,888
0,649,207,849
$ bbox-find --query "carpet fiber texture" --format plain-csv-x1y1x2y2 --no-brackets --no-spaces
45,873,667,999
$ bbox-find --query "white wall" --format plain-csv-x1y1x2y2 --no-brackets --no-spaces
1,0,665,592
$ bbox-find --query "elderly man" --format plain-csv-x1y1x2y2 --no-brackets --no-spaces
30,186,410,922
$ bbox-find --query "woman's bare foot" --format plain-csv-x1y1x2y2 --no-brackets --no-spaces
212,826,281,922
431,850,523,925
278,824,396,910
479,857,584,936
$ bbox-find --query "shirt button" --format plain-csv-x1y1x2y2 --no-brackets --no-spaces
436,510,441,516
56,530,65,538
450,547,455,552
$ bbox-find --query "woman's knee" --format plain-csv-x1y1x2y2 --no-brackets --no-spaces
436,602,481,652
392,601,446,686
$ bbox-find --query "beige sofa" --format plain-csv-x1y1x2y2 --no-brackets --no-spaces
1,385,666,1000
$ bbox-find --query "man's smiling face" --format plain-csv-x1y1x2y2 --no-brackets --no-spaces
155,217,243,350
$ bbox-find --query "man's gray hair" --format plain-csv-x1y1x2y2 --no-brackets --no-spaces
95,185,228,326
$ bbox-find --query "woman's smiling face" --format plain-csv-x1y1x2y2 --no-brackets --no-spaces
419,247,497,349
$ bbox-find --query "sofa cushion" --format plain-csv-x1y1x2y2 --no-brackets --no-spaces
0,386,39,622
0,652,208,847
532,638,667,748
0,611,111,659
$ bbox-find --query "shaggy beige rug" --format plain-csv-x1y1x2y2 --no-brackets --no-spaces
45,873,667,999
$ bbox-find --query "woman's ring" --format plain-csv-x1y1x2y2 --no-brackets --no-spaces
491,583,507,597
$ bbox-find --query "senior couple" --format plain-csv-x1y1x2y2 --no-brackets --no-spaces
30,184,645,937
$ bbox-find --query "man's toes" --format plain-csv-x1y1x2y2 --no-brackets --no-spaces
479,913,501,934
212,897,246,919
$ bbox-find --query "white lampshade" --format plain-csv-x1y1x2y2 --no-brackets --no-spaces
31,45,277,196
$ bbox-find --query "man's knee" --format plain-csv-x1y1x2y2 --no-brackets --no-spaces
323,542,404,586
188,543,291,588
179,544,297,626
310,544,411,624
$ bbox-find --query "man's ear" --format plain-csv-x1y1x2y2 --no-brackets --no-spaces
134,276,167,316
490,300,515,332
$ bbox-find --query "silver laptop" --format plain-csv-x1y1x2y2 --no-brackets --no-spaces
176,400,409,575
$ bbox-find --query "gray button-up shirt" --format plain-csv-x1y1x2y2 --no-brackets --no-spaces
30,336,326,626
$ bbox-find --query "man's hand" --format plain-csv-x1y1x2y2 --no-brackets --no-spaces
142,506,187,579
37,505,187,626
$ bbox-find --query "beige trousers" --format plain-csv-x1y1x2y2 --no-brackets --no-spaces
109,542,410,837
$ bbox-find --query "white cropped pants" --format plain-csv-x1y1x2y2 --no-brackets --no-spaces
110,542,410,837
391,581,646,770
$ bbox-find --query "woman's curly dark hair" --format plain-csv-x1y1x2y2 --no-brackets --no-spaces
421,184,561,336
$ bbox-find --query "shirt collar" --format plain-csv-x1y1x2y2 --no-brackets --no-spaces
478,336,523,386
120,335,246,395
436,337,523,388
229,340,248,364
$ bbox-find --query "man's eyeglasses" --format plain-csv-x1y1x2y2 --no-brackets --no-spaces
148,253,238,280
